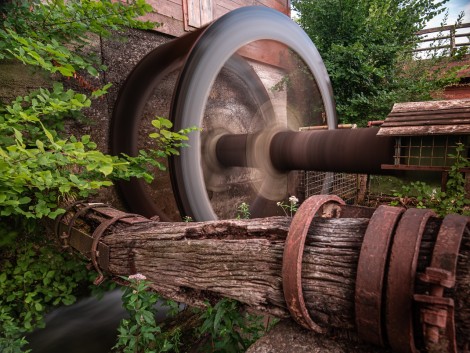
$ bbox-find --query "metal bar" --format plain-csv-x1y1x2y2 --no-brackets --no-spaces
386,208,436,353
57,223,110,271
356,205,405,346
268,129,395,174
282,195,345,333
381,164,470,172
216,128,396,175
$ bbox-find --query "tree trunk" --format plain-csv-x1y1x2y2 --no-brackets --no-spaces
54,204,470,351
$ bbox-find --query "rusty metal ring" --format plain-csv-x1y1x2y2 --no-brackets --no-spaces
91,213,141,285
355,205,404,346
64,203,108,241
429,214,467,278
54,200,86,238
282,195,345,332
386,208,436,353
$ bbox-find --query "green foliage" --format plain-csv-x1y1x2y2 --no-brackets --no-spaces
0,1,191,233
0,1,195,351
197,298,265,353
114,275,182,353
149,117,196,157
235,202,250,219
0,0,154,77
0,241,90,351
391,143,470,216
292,0,464,125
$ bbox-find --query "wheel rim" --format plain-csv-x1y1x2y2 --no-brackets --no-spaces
170,6,337,221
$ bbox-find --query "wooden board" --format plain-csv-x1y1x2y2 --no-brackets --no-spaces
144,0,290,37
378,99,470,136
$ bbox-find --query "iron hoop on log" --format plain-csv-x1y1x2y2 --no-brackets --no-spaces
355,205,405,346
386,208,436,353
282,195,345,333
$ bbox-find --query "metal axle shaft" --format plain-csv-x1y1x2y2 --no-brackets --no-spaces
215,128,395,175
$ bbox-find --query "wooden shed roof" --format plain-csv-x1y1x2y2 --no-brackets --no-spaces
377,99,470,136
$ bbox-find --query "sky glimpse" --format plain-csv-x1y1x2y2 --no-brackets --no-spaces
426,0,469,28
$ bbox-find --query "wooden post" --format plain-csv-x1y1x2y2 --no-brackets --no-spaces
54,203,470,351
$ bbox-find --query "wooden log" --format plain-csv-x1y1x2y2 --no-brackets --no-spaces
55,205,470,351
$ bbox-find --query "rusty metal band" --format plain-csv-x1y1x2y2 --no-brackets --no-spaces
386,208,436,353
54,200,86,238
355,205,404,346
282,195,345,332
65,203,108,240
56,202,108,249
414,214,468,352
91,213,141,285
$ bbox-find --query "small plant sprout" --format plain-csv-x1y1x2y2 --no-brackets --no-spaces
277,195,299,217
183,216,193,222
236,202,250,219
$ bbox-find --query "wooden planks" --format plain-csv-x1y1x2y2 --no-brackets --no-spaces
378,99,470,136
144,0,290,37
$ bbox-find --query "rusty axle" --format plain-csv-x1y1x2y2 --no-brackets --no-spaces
215,128,395,175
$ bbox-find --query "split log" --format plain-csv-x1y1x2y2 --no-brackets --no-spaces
54,204,470,351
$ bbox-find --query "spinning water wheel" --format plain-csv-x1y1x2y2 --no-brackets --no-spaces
111,7,393,221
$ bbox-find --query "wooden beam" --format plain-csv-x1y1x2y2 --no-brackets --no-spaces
53,202,470,350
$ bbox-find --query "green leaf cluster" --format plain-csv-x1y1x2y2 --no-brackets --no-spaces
0,0,155,77
292,0,465,125
197,298,265,353
0,81,163,220
391,143,470,216
0,242,90,351
0,0,188,229
235,202,250,219
114,276,182,353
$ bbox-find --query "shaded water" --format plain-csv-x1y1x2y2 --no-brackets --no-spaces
27,290,173,353
27,290,126,353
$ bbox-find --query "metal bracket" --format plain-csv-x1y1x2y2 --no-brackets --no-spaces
55,202,151,285
90,213,143,285
414,214,468,353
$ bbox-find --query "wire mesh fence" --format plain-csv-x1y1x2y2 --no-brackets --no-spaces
302,171,362,204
